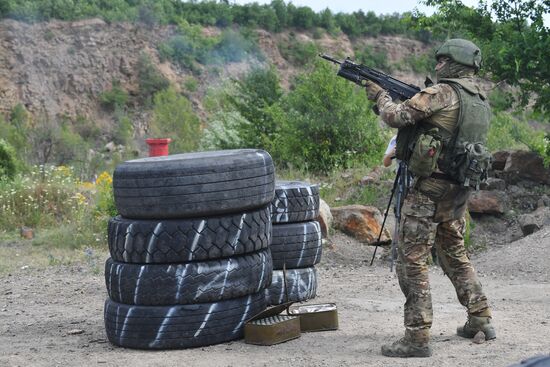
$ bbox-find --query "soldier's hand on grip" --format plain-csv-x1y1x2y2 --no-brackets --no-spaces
363,80,383,101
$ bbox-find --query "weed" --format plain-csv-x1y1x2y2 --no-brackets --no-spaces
0,165,113,249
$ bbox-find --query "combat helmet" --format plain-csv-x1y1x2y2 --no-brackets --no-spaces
435,39,482,70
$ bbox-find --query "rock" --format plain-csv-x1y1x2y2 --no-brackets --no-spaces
480,177,506,191
331,205,391,244
19,227,34,239
104,141,116,152
67,329,84,335
341,172,352,179
518,207,550,236
503,150,550,185
468,191,505,215
518,214,540,236
360,175,377,186
118,56,132,76
472,331,486,344
360,166,382,185
316,199,333,239
491,150,510,171
537,195,550,208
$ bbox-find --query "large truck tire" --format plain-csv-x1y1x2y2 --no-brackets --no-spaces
105,250,272,305
108,206,271,264
271,221,322,270
113,149,275,219
104,292,266,349
271,181,320,223
265,267,317,306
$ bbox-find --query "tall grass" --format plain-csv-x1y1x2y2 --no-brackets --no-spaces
0,165,115,249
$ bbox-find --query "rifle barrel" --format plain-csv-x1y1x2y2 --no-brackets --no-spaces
318,54,341,65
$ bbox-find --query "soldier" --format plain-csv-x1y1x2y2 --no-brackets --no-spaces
364,39,496,358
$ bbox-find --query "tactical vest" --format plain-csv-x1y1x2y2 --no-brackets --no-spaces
395,78,492,189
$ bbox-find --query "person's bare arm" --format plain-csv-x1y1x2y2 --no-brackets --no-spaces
382,146,395,167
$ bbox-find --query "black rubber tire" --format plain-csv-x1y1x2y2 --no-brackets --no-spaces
105,250,273,305
265,267,317,306
104,292,266,349
271,181,320,223
271,221,322,270
113,149,275,219
108,206,271,264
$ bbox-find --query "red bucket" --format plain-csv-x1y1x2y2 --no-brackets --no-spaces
145,138,172,157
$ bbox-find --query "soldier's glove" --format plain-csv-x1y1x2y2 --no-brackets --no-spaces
363,80,383,101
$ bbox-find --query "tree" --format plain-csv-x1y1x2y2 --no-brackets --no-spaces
0,139,18,180
225,67,283,150
419,0,550,117
150,87,201,153
485,0,550,113
268,61,385,173
136,53,170,106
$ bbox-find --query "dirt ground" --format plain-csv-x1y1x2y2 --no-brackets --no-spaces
1,226,549,367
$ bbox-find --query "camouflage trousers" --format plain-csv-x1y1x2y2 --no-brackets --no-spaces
396,188,491,344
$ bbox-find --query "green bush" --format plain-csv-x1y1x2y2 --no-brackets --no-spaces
278,34,318,65
160,25,260,70
211,29,259,63
0,105,31,163
488,88,515,112
487,112,545,153
183,76,198,93
224,67,282,150
0,166,80,229
113,113,134,146
56,125,89,166
200,111,249,150
73,115,101,141
403,53,435,74
136,53,170,105
354,45,390,71
0,139,18,179
0,165,114,248
150,87,201,153
99,81,129,111
268,61,385,173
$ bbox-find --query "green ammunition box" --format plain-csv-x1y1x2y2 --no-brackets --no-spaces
288,303,338,332
244,302,301,346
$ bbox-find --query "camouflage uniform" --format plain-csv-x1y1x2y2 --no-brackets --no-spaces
374,78,492,345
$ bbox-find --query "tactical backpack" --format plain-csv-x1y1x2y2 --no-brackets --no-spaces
395,79,492,189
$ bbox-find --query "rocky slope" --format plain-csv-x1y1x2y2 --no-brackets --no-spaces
0,18,433,136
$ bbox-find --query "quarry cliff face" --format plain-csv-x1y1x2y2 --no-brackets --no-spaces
0,18,432,130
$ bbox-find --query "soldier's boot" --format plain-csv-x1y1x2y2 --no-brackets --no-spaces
457,310,496,340
381,329,432,358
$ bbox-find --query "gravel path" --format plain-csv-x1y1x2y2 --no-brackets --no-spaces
0,229,548,367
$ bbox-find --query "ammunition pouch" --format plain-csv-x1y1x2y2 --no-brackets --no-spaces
408,129,443,178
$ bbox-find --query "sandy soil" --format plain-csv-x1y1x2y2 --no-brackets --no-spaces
1,227,549,367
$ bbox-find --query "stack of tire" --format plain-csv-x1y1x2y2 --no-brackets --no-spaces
103,150,275,349
265,181,322,305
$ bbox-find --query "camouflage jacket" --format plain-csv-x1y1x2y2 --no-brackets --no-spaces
375,80,476,222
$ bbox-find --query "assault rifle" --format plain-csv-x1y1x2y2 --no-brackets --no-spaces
319,54,422,100
320,53,418,270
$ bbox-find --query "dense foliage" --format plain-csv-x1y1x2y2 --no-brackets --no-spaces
0,166,114,248
150,87,201,154
0,0,420,38
416,0,550,118
0,139,18,179
202,62,386,173
268,61,385,172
